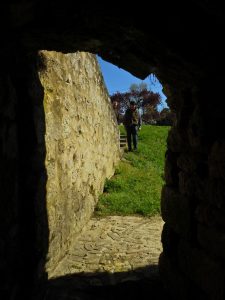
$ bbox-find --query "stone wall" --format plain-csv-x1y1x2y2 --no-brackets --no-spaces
159,79,225,300
1,3,225,299
0,62,19,300
38,51,120,274
0,51,48,300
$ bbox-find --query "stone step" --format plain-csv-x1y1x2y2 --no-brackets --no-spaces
119,135,127,148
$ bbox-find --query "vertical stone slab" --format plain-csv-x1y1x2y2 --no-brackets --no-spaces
38,51,120,274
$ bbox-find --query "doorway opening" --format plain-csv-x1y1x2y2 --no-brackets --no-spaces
38,52,173,299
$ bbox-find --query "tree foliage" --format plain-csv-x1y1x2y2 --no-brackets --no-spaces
110,83,162,119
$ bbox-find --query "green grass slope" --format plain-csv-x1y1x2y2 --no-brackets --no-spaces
95,125,170,217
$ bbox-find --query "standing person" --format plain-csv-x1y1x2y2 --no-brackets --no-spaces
123,101,142,151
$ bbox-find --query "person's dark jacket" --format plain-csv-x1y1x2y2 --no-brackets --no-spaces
123,108,142,128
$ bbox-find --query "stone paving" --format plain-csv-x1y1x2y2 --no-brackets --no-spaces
49,215,164,287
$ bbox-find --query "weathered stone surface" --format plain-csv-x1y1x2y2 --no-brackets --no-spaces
161,223,179,260
38,51,120,273
209,140,225,180
167,126,189,153
177,153,199,173
1,2,225,299
0,72,19,297
164,151,179,187
49,215,164,286
207,179,225,209
197,223,225,261
178,240,225,299
161,80,225,300
187,105,206,149
178,171,207,201
159,252,207,300
178,171,195,196
195,203,225,229
161,186,191,237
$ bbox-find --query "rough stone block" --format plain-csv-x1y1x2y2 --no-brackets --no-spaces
178,171,207,201
161,186,191,237
197,223,225,261
164,151,179,186
196,203,225,229
161,223,179,259
177,153,197,173
178,240,225,299
187,107,205,148
39,51,121,273
159,252,207,300
167,127,189,153
207,179,225,209
209,140,225,180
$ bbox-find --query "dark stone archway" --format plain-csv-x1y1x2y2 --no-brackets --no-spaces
0,2,225,299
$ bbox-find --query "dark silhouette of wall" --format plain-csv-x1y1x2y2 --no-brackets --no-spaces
0,2,224,299
0,48,48,300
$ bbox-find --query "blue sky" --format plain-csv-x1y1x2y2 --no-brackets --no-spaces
97,56,168,111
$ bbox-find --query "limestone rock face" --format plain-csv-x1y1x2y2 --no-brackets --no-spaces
38,51,120,273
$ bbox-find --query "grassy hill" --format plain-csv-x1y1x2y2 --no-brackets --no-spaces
95,125,170,217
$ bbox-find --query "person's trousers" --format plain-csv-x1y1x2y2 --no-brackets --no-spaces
126,125,138,150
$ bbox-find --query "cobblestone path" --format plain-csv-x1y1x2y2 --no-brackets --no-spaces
48,215,164,289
